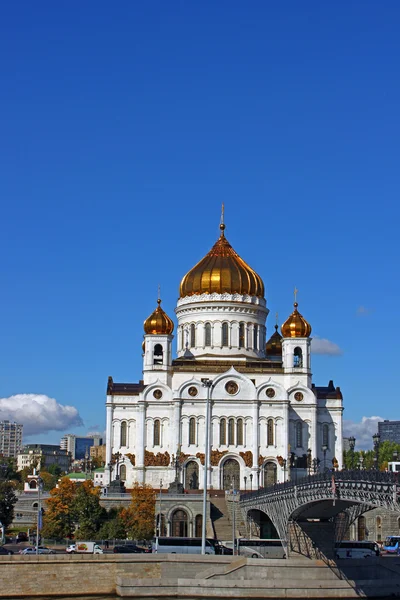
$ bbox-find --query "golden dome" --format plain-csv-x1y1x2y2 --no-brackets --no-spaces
281,302,312,338
266,325,282,355
143,299,174,335
179,224,265,298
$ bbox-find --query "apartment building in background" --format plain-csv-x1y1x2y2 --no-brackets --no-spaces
0,420,23,458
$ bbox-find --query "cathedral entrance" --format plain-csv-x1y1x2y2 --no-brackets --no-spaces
171,509,188,537
185,461,199,490
222,458,240,490
263,462,277,487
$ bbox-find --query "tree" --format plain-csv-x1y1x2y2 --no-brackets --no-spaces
120,483,156,540
47,464,63,477
0,481,17,528
98,507,127,540
39,471,58,491
73,480,106,540
41,477,77,539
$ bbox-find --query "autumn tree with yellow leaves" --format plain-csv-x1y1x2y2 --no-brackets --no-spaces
120,483,156,540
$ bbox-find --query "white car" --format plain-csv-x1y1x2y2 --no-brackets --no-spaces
66,544,76,553
20,546,55,555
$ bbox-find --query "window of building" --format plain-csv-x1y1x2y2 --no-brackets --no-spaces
205,322,211,346
322,424,329,448
120,422,127,447
254,324,258,350
154,420,161,446
220,418,226,445
239,323,245,348
293,347,303,368
189,417,196,445
119,464,126,481
237,419,243,445
296,421,303,448
267,418,274,446
228,418,235,445
222,322,229,347
190,324,196,348
154,344,163,365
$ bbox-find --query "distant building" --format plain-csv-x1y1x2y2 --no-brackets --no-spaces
93,467,105,487
378,420,400,444
90,443,106,465
0,420,23,458
60,434,103,460
17,444,70,472
64,472,93,483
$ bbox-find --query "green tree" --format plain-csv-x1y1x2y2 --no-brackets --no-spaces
120,483,156,540
41,477,77,539
47,464,63,477
98,507,126,540
73,480,106,540
0,481,17,528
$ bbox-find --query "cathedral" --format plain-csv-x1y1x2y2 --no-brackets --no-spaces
105,218,343,492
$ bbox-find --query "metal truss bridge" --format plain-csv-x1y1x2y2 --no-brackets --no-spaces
240,470,400,558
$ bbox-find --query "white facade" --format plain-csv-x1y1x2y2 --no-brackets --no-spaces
105,228,343,491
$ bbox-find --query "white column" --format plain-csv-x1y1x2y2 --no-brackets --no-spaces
311,405,317,466
105,400,113,484
136,403,146,483
173,399,181,451
252,401,259,486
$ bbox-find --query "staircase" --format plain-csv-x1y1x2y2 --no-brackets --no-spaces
211,493,246,541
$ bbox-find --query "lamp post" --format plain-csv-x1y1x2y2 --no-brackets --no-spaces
358,454,364,470
307,449,312,476
36,474,43,555
158,479,163,537
322,444,328,473
232,476,236,555
250,473,253,491
348,436,356,470
201,378,213,555
282,459,287,483
373,433,380,470
244,476,247,492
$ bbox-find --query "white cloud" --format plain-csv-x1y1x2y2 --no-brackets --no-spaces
343,416,384,450
311,336,342,355
0,394,83,437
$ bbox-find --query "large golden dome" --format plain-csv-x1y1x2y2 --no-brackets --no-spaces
179,224,265,298
281,302,311,338
144,299,174,335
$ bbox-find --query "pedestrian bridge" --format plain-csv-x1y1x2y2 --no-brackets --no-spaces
239,470,400,559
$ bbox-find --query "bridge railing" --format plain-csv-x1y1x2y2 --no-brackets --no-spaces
240,469,399,502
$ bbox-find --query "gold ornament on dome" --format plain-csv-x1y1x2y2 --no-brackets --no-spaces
143,299,174,335
179,221,264,298
188,386,198,397
281,301,311,338
210,449,228,466
294,392,304,402
266,387,275,398
153,389,163,399
225,381,239,395
239,451,253,468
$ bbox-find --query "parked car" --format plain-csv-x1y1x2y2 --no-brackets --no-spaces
0,547,14,555
20,546,55,555
113,544,147,554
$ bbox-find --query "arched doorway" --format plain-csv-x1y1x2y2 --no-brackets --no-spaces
222,458,240,490
357,516,366,540
195,515,202,537
171,509,188,537
185,461,199,490
263,462,277,487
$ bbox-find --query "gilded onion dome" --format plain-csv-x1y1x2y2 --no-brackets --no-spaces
179,223,265,298
143,299,174,335
266,324,283,355
281,302,312,338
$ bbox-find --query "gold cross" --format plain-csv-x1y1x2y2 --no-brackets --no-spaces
294,287,298,302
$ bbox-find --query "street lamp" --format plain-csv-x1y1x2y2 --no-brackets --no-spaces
322,446,327,472
307,449,312,476
348,436,356,470
250,473,253,491
244,476,247,491
373,433,380,470
358,455,364,470
282,459,287,483
158,479,163,537
231,476,236,555
201,378,213,555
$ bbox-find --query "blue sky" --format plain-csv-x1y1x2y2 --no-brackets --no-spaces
0,2,399,450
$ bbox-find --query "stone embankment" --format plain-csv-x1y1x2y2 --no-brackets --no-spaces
1,554,400,598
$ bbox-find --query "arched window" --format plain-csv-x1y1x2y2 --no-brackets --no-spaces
119,464,126,481
29,480,37,489
205,323,211,346
154,343,163,365
190,324,196,348
254,324,258,350
154,419,161,446
120,422,127,447
189,417,196,445
220,418,226,445
228,418,235,445
237,419,243,445
267,418,274,446
293,347,303,368
322,424,329,448
296,421,303,448
222,322,229,347
239,323,245,348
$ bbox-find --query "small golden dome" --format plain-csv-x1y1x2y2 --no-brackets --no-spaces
143,299,174,335
266,325,282,355
281,302,311,338
179,224,265,298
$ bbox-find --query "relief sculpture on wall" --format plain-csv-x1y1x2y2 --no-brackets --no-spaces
144,450,171,466
125,453,136,466
196,452,205,465
210,449,228,466
239,450,253,468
